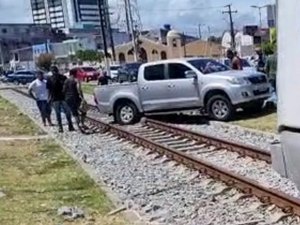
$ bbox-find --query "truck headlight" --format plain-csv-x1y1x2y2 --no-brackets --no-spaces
227,78,251,85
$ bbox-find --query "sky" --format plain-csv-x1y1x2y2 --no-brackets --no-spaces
0,0,275,37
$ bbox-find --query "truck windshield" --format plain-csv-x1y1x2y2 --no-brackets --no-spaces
189,59,230,74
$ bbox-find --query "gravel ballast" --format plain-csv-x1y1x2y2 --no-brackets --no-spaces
1,89,299,225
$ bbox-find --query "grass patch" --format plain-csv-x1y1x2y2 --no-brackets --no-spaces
231,112,277,133
0,96,42,136
0,140,128,225
82,83,97,95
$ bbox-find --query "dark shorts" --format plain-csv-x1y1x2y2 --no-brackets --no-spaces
36,100,51,118
65,98,81,117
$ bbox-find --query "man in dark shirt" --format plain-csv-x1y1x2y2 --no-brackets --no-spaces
47,66,74,133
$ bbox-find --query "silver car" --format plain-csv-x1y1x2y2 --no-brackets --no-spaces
95,58,271,125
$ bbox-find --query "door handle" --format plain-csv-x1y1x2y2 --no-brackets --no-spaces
141,86,149,90
168,84,175,88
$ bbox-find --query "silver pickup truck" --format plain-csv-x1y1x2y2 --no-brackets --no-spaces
94,58,271,125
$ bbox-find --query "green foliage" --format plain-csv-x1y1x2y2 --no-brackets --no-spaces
75,50,103,62
36,53,54,71
262,42,275,55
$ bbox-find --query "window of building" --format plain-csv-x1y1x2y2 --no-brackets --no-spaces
1,28,7,34
167,63,191,79
172,39,177,47
144,64,165,81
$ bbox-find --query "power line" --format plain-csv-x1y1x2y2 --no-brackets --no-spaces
139,5,224,12
222,4,237,49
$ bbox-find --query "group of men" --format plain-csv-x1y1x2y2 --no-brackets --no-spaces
28,66,88,133
226,48,277,92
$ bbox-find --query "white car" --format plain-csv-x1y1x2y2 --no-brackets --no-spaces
109,65,121,80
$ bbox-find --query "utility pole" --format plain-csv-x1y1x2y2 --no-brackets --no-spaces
223,4,237,49
98,0,110,74
126,0,138,61
198,24,203,40
105,0,116,62
124,0,131,34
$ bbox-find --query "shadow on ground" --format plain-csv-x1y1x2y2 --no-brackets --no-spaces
148,104,277,126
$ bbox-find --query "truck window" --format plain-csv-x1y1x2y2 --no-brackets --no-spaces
144,64,165,81
167,63,191,79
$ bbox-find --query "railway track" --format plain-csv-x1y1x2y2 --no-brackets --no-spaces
9,87,300,219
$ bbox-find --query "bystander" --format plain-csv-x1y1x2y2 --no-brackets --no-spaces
47,66,74,133
28,71,52,126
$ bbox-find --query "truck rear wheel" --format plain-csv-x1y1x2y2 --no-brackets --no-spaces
115,102,139,125
207,95,234,121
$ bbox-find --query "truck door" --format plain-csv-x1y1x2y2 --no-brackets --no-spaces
139,63,171,112
165,63,200,109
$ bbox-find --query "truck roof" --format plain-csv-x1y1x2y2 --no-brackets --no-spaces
141,57,212,67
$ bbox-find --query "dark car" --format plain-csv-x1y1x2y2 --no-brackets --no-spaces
5,70,37,85
117,62,143,83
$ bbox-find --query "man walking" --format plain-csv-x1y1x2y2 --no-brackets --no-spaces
47,66,74,133
28,71,52,126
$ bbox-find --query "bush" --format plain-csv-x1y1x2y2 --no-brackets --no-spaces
36,54,54,71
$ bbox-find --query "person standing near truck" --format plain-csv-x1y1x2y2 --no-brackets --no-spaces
63,69,87,132
46,66,75,133
28,71,52,126
226,49,243,70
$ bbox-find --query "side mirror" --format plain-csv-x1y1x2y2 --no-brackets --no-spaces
185,70,198,80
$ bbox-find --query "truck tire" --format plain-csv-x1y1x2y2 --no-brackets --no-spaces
206,95,234,121
115,102,139,125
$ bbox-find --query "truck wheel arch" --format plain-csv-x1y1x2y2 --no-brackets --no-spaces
204,89,231,106
113,98,140,125
113,98,139,113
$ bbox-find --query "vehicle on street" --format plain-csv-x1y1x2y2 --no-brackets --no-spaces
4,70,37,85
70,66,99,82
94,58,271,125
108,65,121,81
117,62,143,83
218,58,257,73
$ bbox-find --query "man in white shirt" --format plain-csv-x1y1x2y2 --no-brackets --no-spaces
28,71,53,126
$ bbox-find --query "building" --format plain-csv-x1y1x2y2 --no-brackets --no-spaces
114,29,222,64
267,4,277,28
141,24,199,45
222,31,255,57
0,23,64,66
30,0,101,29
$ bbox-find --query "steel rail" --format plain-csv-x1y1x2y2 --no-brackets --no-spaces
85,116,300,216
143,118,272,163
8,88,300,217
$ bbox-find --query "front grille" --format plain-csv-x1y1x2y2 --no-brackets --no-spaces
253,88,270,96
248,76,267,84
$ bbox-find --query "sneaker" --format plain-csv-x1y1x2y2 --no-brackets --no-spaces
58,127,63,133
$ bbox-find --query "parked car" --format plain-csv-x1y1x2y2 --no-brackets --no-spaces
218,58,257,73
108,65,121,81
117,62,143,83
94,58,271,125
70,67,99,82
4,70,37,85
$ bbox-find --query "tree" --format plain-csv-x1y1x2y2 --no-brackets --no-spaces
75,50,103,62
36,53,54,71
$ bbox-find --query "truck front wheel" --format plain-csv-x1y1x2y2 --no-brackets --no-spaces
115,102,139,125
207,95,234,121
